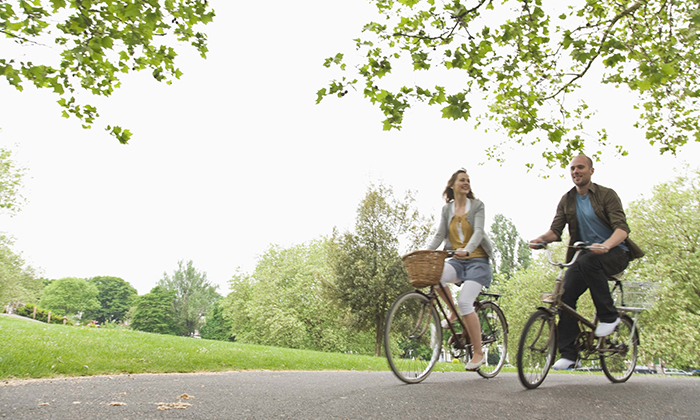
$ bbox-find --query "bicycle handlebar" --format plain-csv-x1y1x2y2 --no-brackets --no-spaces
528,241,606,268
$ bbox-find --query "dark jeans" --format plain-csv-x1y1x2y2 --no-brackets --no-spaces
558,247,630,360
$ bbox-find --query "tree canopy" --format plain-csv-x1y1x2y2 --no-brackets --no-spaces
0,148,26,216
222,240,375,353
489,213,531,283
86,275,137,323
0,0,215,143
318,0,700,169
199,300,235,342
40,277,100,316
626,167,700,368
328,184,432,356
131,285,180,335
0,234,40,308
158,260,219,336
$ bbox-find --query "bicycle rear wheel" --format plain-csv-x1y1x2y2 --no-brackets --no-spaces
476,301,508,378
384,291,442,384
517,309,556,389
600,315,638,383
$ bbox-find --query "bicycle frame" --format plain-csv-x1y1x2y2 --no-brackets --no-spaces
537,242,639,357
517,242,641,388
429,284,470,346
429,283,501,350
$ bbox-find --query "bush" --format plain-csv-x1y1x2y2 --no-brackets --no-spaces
200,301,235,342
16,304,68,325
98,320,128,330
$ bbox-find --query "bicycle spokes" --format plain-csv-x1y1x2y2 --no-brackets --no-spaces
600,316,637,383
517,310,556,389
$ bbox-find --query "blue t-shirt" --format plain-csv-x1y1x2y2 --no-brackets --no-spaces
576,194,629,252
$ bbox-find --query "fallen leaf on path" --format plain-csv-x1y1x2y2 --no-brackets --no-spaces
156,402,192,410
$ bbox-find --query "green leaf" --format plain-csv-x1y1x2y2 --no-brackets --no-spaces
660,63,676,75
315,88,327,104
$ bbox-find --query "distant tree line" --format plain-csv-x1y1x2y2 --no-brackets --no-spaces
5,259,221,338
2,144,699,368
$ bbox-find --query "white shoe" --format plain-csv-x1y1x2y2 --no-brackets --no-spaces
552,358,581,370
441,315,457,329
465,356,485,371
595,317,621,337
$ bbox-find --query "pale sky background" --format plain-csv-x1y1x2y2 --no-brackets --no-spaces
1,0,698,295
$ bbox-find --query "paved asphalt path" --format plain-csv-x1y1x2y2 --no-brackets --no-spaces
2,371,698,419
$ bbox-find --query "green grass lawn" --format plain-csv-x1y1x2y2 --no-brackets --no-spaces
1,315,470,380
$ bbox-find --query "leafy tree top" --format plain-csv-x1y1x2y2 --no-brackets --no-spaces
40,276,100,315
0,148,26,216
317,0,700,170
88,276,137,323
158,260,219,336
1,0,215,143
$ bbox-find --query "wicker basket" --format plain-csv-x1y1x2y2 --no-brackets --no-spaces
402,250,450,289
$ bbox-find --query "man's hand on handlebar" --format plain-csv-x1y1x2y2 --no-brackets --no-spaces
528,241,547,250
589,243,610,255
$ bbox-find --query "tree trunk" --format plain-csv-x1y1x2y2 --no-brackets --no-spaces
374,313,383,357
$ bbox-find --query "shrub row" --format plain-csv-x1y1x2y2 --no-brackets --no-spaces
16,304,69,325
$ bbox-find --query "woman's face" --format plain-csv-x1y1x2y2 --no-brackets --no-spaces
451,172,471,196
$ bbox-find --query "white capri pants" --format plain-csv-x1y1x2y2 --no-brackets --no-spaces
439,263,482,315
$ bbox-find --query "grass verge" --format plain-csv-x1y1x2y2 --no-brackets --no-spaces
1,315,469,380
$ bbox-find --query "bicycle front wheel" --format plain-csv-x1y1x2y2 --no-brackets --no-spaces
517,309,556,389
600,315,638,383
384,291,442,384
476,301,508,378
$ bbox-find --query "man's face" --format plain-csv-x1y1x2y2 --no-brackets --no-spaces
570,156,594,188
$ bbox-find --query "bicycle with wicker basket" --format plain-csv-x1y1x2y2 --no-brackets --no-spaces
384,250,509,384
517,242,659,389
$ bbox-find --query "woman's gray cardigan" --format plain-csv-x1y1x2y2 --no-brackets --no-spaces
426,199,494,259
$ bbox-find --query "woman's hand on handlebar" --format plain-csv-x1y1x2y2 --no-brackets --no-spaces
454,248,469,257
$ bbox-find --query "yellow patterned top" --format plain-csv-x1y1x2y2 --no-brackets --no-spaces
448,214,487,259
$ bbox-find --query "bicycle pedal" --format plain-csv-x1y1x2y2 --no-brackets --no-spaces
447,333,471,346
541,293,554,303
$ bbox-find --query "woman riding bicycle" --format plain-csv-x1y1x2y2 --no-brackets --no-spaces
425,168,495,371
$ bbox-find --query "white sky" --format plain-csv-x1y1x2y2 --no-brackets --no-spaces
1,0,698,295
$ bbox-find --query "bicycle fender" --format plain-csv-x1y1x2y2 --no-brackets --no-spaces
535,306,557,317
479,301,509,333
621,313,640,345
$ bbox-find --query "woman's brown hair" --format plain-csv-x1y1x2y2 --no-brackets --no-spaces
443,168,476,203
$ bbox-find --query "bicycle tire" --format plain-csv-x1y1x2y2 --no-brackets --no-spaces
517,309,556,389
476,301,508,379
600,314,638,383
384,291,442,384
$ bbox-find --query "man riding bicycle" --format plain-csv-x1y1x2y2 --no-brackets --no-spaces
530,155,644,370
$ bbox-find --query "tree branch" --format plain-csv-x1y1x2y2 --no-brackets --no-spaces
0,29,43,46
544,0,646,101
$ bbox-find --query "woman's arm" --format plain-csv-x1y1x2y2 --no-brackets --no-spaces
464,200,486,255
